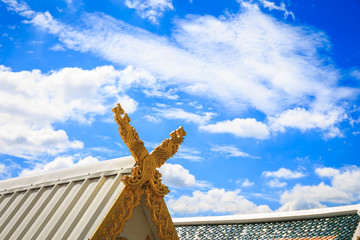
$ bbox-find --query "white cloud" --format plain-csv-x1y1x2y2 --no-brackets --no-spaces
1,0,35,18
0,125,83,157
262,167,305,179
269,107,346,138
278,166,360,211
0,65,161,157
116,95,138,114
50,43,66,51
3,0,357,137
144,115,161,123
20,155,99,176
267,179,287,188
143,143,203,161
210,145,252,158
174,146,203,162
76,156,99,166
167,188,272,216
257,0,295,20
21,156,75,176
0,160,21,179
279,182,352,211
351,69,360,80
125,0,173,23
118,66,178,100
330,166,360,194
315,167,340,178
200,118,270,139
239,178,255,187
0,163,7,176
152,107,215,125
159,163,209,189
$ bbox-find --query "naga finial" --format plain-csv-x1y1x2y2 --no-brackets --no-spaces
113,103,186,195
92,103,184,240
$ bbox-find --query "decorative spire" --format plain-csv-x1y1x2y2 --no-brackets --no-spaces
113,104,148,163
91,103,186,240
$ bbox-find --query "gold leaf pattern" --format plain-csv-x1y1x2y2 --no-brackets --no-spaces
91,104,185,240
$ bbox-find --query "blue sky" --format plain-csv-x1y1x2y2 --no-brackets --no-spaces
0,0,360,217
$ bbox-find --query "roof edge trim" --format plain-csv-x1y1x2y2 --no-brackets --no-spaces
0,156,135,193
173,204,360,225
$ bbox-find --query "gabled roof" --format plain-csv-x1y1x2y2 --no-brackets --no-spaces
0,103,184,240
0,156,135,240
173,204,360,240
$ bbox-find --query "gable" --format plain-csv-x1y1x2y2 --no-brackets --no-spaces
118,199,157,240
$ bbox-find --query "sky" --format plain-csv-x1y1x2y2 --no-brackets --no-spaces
0,0,360,218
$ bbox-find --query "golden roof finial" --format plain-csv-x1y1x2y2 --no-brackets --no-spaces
91,103,185,240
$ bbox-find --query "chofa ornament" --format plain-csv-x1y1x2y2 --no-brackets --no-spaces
91,103,186,240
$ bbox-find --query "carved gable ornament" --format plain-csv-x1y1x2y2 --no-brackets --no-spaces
90,104,185,240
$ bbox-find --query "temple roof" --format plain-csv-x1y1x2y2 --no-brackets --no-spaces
173,204,360,240
2,103,358,240
0,156,135,240
0,103,184,240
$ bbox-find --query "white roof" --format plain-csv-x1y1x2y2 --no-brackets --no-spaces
173,204,360,225
0,156,135,240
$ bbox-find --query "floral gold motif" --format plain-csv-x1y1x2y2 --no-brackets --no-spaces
90,103,185,240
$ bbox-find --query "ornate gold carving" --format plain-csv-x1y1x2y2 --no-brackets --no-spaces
91,103,185,240
113,104,148,162
144,188,180,240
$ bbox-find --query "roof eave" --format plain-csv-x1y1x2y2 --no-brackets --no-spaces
173,204,360,225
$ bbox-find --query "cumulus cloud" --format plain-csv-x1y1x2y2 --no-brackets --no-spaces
278,166,360,211
269,107,347,138
0,126,83,157
159,163,209,189
329,166,360,194
262,167,306,179
262,167,305,188
200,118,270,139
20,155,99,176
279,182,352,211
0,65,162,157
125,0,173,23
315,167,340,177
167,188,272,216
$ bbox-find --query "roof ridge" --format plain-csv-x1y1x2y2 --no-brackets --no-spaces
0,156,135,193
173,204,360,225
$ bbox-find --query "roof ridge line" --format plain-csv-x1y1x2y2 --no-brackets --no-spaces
0,156,135,193
173,204,360,225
